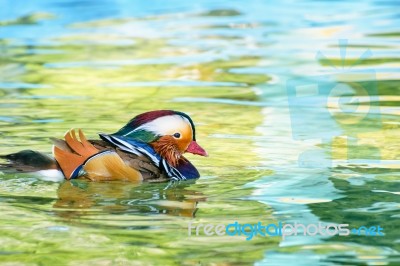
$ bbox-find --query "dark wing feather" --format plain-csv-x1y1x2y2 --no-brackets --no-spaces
99,134,190,181
90,139,165,181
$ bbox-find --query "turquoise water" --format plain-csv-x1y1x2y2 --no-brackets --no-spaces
0,0,399,265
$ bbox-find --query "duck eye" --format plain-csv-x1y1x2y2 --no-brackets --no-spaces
173,132,181,138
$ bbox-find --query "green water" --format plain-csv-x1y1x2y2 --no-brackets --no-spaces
0,1,399,265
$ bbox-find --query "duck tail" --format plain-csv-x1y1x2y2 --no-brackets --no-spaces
53,129,142,182
0,150,58,173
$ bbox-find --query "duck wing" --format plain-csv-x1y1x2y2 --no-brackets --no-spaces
53,129,142,182
99,134,191,181
89,139,167,181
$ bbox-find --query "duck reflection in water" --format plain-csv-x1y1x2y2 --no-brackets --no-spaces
53,180,205,218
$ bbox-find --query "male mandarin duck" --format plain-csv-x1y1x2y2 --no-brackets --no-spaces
1,110,208,182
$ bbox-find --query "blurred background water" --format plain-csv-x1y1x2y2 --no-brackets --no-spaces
0,0,399,265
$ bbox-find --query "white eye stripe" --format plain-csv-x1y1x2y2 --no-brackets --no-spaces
126,115,192,137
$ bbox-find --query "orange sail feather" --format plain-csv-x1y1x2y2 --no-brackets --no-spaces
53,129,142,182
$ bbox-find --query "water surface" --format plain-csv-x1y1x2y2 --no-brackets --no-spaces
0,0,399,265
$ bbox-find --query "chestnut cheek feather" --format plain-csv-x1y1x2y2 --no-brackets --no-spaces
150,136,181,167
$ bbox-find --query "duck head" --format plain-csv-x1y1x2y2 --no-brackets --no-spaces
113,110,207,166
